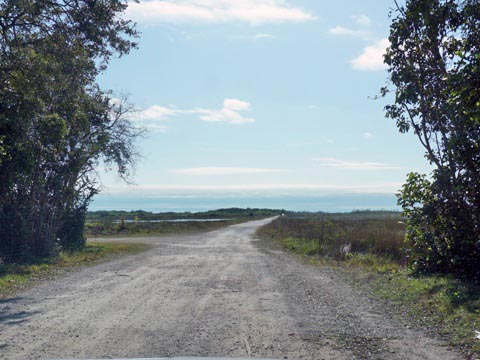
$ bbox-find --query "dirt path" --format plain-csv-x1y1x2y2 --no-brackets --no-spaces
0,219,462,359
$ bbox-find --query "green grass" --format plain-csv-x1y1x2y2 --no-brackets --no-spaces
0,241,149,298
256,214,480,358
278,236,319,255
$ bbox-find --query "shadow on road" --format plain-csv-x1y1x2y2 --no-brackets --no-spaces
0,297,39,326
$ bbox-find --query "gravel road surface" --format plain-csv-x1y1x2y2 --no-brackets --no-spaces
0,219,462,359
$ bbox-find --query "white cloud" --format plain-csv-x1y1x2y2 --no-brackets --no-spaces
254,33,275,41
349,38,389,72
135,98,255,128
363,132,375,140
197,99,255,124
171,167,286,176
314,157,398,170
126,0,315,26
351,14,372,27
137,105,180,121
223,98,250,111
329,14,372,40
328,26,371,40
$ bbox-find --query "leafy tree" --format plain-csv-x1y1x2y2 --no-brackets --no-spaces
0,1,140,261
384,0,480,277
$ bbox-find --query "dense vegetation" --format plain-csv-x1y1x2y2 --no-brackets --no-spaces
384,0,480,278
0,1,139,262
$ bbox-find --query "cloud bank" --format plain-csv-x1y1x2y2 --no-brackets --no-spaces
126,0,315,26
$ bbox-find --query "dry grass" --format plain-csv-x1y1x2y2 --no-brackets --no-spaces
257,211,405,262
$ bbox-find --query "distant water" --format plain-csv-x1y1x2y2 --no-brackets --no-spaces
90,193,400,213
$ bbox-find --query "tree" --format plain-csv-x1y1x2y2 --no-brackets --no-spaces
384,0,480,278
0,1,140,261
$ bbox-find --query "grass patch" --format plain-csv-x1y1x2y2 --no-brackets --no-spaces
256,213,480,358
278,236,319,255
0,241,149,299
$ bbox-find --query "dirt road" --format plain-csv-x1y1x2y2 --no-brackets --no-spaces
0,219,462,359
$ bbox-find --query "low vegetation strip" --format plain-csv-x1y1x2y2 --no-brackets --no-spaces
86,218,242,238
0,242,149,299
86,208,284,238
256,212,480,358
87,207,284,223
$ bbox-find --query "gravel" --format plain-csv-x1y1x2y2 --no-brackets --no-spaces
0,218,463,359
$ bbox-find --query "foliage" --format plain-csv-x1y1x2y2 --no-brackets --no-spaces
57,205,88,251
384,0,480,278
0,1,139,262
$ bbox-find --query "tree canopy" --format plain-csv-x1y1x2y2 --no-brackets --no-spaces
0,0,140,261
384,0,480,278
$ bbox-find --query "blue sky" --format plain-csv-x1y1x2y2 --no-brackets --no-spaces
96,0,431,205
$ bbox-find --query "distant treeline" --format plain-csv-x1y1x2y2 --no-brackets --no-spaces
87,208,286,223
